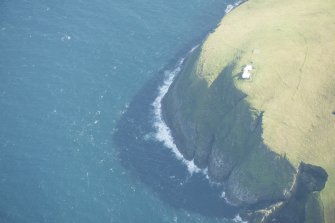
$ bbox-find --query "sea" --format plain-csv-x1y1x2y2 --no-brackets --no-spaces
0,0,244,222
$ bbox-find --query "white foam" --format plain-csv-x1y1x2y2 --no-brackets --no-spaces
151,45,248,223
235,0,243,6
233,214,248,223
152,47,205,175
225,0,243,14
225,5,234,14
220,190,235,205
189,44,199,53
61,34,71,42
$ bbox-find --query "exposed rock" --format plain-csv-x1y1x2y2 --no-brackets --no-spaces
295,162,328,197
161,36,329,223
225,144,295,207
162,56,296,207
208,142,236,181
244,162,328,223
193,129,214,168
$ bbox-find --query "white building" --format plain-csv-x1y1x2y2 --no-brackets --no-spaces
242,64,253,79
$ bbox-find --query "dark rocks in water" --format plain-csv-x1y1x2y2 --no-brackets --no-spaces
295,162,328,198
245,162,328,223
113,66,239,219
269,162,327,223
208,143,236,181
162,59,297,207
161,47,329,222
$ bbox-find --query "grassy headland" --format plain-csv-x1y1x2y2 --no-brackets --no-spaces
191,0,335,221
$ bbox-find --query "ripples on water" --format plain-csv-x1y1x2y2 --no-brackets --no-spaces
0,0,242,222
114,48,239,219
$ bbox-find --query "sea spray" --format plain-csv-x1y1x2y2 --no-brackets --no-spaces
152,46,248,223
233,215,248,223
151,47,205,175
151,1,245,175
225,0,243,14
151,45,222,178
150,46,217,175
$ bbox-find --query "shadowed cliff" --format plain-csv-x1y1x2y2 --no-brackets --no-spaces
162,48,296,206
113,64,239,219
161,46,329,222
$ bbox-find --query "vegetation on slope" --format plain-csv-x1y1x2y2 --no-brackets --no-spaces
188,0,335,222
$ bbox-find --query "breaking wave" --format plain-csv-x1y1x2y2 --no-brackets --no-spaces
151,45,248,223
151,46,205,175
225,0,243,14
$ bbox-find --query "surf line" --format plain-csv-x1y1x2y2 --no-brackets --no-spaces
151,0,245,175
151,45,248,223
151,45,206,175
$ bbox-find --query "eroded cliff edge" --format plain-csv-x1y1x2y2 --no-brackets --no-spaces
161,0,335,222
162,51,328,222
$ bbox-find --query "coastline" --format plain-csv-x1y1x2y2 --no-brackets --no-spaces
113,48,240,221
157,0,333,222
151,50,203,175
151,45,250,223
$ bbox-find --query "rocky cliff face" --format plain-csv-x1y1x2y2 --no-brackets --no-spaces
161,48,328,222
245,162,328,223
165,0,335,220
162,51,295,205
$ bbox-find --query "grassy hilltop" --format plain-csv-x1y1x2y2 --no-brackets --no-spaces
163,0,335,222
196,0,335,221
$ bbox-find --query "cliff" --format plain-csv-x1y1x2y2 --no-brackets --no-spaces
161,0,335,222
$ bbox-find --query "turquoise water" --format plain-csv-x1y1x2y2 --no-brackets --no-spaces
0,0,237,222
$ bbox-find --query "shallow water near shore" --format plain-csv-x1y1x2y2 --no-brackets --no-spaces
1,0,240,222
113,54,239,220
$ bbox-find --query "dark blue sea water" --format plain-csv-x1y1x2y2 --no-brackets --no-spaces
0,0,240,222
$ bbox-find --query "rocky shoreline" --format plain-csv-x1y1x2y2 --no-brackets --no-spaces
161,48,328,223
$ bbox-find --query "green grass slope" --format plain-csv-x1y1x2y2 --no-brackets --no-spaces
192,0,335,221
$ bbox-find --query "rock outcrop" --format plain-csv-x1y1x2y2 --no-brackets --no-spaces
245,162,328,223
161,0,334,221
161,48,329,222
162,57,297,207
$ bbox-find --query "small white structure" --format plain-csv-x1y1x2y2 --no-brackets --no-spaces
242,64,253,79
